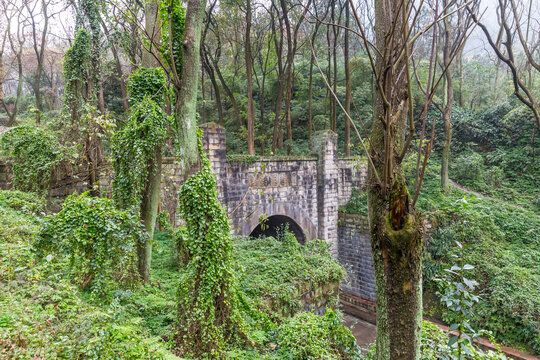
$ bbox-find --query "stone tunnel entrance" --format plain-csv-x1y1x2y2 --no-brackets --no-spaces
249,215,306,244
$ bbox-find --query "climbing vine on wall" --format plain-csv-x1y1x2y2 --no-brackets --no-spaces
0,125,63,194
111,67,169,212
176,130,248,357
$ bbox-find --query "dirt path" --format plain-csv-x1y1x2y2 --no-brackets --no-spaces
448,179,485,198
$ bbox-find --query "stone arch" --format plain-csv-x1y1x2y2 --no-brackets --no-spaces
233,202,318,243
250,215,306,244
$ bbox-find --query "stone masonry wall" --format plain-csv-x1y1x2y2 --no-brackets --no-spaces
337,158,367,206
338,212,376,302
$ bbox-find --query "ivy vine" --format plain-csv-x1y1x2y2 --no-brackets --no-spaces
34,192,144,297
0,125,63,194
159,0,185,76
111,67,169,212
175,130,248,357
63,29,91,121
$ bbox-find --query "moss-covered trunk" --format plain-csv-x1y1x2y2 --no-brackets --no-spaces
370,0,423,358
175,0,206,178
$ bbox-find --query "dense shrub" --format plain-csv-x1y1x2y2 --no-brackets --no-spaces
451,152,484,183
340,188,368,215
0,189,46,214
234,234,345,317
34,192,145,296
0,124,63,194
274,309,360,359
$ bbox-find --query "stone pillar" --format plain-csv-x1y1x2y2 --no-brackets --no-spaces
200,122,226,201
310,130,339,257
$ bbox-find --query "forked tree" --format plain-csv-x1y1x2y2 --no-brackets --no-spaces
310,0,476,358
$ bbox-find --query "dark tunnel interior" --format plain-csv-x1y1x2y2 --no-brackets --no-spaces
249,215,306,244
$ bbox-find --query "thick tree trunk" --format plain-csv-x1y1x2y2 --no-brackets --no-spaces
369,1,423,359
175,0,206,178
246,0,255,155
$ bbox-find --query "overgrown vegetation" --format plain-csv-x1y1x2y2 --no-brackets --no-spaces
0,189,361,359
175,132,248,357
34,192,144,296
420,175,540,354
0,124,63,194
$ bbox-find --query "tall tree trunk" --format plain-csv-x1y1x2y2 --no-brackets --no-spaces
271,5,285,153
331,0,338,132
175,0,207,178
344,2,351,156
369,0,423,359
308,52,314,138
441,1,454,192
136,0,162,282
246,0,255,155
201,65,206,123
279,0,293,155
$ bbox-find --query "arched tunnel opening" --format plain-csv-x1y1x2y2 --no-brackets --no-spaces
249,215,306,244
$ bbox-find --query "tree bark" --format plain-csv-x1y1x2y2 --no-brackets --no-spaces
440,5,454,192
246,0,255,155
344,2,351,156
175,0,207,178
369,0,423,359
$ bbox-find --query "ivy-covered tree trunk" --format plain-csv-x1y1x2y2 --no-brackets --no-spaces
135,0,162,282
369,0,423,359
138,150,162,281
175,0,207,178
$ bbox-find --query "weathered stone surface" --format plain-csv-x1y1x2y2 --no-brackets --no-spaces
338,212,376,302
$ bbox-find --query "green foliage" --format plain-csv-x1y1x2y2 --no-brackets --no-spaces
419,176,540,354
176,130,247,357
34,192,144,296
0,124,63,194
127,67,169,106
434,203,482,358
112,67,169,212
63,29,91,118
226,154,260,165
451,152,484,183
274,309,360,359
0,195,180,359
340,188,368,215
159,0,186,75
360,321,507,360
234,235,345,318
0,189,46,214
